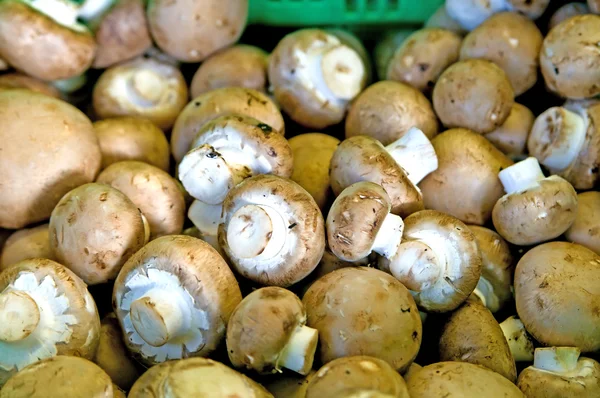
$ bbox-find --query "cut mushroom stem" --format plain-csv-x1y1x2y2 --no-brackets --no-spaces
129,69,167,106
472,277,498,312
278,325,319,374
0,290,40,342
77,0,115,22
389,240,442,291
188,200,222,250
385,127,439,185
27,0,85,31
500,316,534,362
533,347,580,373
498,157,545,194
371,214,405,259
319,44,365,100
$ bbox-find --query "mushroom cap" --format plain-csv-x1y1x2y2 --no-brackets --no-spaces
459,12,542,96
419,128,513,225
306,356,410,398
94,117,170,172
289,133,340,210
0,356,113,398
403,363,422,383
113,235,242,366
549,3,590,31
303,267,422,372
345,81,438,144
425,5,467,35
540,15,600,99
96,161,186,239
0,224,55,271
218,175,325,287
190,45,269,98
514,242,600,352
147,0,248,63
590,0,600,14
0,90,101,229
439,299,516,381
264,371,314,398
484,103,534,157
505,0,550,20
561,104,600,189
387,28,462,93
0,73,61,98
49,183,147,285
406,361,525,397
433,59,514,134
327,182,392,261
565,191,600,255
0,1,96,81
492,175,578,246
0,258,101,385
92,0,152,69
330,135,423,217
171,87,284,163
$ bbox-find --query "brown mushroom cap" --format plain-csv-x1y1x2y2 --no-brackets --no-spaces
306,356,410,398
540,15,600,99
505,0,550,20
433,59,514,134
303,267,422,373
484,103,534,157
171,87,284,163
147,0,248,63
0,90,101,229
403,363,422,383
345,81,438,144
419,128,513,225
0,73,61,98
190,45,269,98
515,242,600,352
49,183,147,285
0,224,55,271
94,117,170,172
387,28,462,93
97,161,186,239
549,3,590,31
566,104,600,189
565,191,600,255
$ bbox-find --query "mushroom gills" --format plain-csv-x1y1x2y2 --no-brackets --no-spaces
277,325,319,375
384,126,438,185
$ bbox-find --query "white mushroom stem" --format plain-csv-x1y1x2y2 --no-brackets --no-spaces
129,69,167,105
319,44,365,100
472,277,499,312
188,200,222,251
389,240,442,292
52,74,87,94
371,214,405,259
77,0,114,22
26,0,85,31
141,213,151,244
500,316,534,362
277,325,318,375
498,157,545,194
533,347,580,373
385,127,438,185
0,291,40,342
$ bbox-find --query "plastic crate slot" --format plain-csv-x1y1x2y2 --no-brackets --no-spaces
345,0,357,12
366,0,378,11
388,0,399,10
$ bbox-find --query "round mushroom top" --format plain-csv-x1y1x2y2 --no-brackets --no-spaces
0,73,61,98
93,57,188,130
128,357,272,398
0,90,101,230
566,191,600,255
484,103,535,157
549,3,590,31
0,224,55,271
303,267,422,373
540,15,600,99
0,259,100,385
171,87,284,163
514,242,600,352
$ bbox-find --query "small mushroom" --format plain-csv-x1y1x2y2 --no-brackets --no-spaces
303,267,422,373
565,191,600,254
49,183,149,285
93,57,188,130
499,316,534,362
264,371,314,398
0,258,101,385
218,175,325,287
306,356,410,398
505,0,550,20
484,103,534,159
0,224,55,271
425,5,466,34
445,0,508,31
515,241,600,352
433,59,514,134
345,81,438,144
227,287,318,375
113,235,242,366
0,73,61,98
517,347,600,398
549,3,590,30
419,128,514,225
492,157,578,246
373,30,413,80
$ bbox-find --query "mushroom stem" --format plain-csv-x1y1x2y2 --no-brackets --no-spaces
498,157,545,194
500,316,534,362
188,200,222,247
371,213,405,259
319,44,365,100
140,213,151,244
385,127,439,185
389,240,442,291
277,325,319,375
0,290,41,342
27,0,83,31
128,69,166,106
77,0,115,22
533,347,580,373
472,277,499,312
52,74,87,94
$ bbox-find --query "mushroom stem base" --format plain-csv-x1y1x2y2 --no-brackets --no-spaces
534,347,580,373
278,325,319,375
500,316,534,362
372,213,405,259
498,157,546,194
385,127,438,185
0,291,40,342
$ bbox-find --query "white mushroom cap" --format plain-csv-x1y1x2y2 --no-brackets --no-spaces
445,0,508,31
565,191,600,255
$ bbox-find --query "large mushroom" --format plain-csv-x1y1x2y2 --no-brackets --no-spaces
484,103,534,159
445,0,508,31
549,3,590,30
0,73,61,98
0,258,100,385
0,224,55,271
565,191,600,254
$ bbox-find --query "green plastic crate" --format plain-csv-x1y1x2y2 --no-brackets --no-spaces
248,0,444,26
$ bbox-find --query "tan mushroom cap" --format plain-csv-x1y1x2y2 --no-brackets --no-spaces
566,191,600,255
0,73,61,98
515,242,600,352
433,59,514,134
403,363,422,383
506,0,550,20
97,161,186,239
171,87,284,163
549,3,590,31
92,0,152,69
406,361,525,397
94,117,170,172
420,128,513,225
190,45,269,98
387,28,462,93
345,81,438,144
306,356,410,398
540,15,600,99
264,371,314,398
0,90,101,229
49,183,147,285
590,0,600,14
484,103,534,157
0,224,55,271
303,267,422,373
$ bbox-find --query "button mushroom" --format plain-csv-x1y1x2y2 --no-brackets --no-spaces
0,258,101,385
113,235,242,366
549,3,590,30
499,316,535,362
303,267,422,373
492,157,578,246
565,191,600,254
484,103,534,160
445,0,508,31
269,29,367,129
0,73,61,98
218,175,325,287
0,224,55,271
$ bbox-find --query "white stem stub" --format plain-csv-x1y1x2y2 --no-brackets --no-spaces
390,241,442,292
498,157,546,194
385,126,439,185
277,325,319,375
320,44,365,100
0,291,40,342
371,214,405,259
500,316,534,362
534,347,580,373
